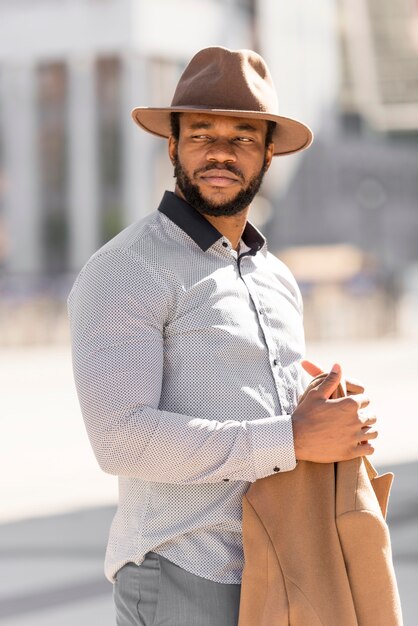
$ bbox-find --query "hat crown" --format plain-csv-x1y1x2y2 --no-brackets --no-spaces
171,47,279,114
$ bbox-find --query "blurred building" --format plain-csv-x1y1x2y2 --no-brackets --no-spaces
256,0,340,198
0,0,417,343
266,0,418,277
340,0,418,132
0,0,254,277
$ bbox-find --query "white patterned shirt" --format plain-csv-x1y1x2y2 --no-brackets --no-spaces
67,191,306,584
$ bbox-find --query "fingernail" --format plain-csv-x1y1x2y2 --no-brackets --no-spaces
331,363,340,374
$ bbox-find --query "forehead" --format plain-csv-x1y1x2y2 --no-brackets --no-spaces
179,112,267,134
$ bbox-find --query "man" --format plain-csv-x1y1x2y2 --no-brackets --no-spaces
67,47,377,626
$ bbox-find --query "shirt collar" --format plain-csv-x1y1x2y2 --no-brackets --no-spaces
158,191,266,254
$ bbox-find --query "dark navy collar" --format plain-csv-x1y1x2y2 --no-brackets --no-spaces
157,191,265,253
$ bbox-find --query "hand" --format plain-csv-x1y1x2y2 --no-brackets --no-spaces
301,359,364,396
292,363,378,463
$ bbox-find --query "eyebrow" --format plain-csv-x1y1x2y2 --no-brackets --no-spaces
188,121,213,130
187,121,260,133
234,123,259,132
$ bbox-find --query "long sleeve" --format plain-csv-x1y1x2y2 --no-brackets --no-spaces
68,248,297,485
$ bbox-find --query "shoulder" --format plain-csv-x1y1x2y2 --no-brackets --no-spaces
67,211,173,314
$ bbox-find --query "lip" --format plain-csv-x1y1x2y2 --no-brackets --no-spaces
199,171,241,187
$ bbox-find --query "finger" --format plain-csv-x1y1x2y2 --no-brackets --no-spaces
298,374,327,405
345,393,370,410
306,377,326,392
359,411,377,426
346,378,365,395
301,360,324,377
355,442,375,456
316,364,342,399
358,428,378,442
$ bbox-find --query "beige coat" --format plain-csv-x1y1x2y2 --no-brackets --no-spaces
238,379,403,626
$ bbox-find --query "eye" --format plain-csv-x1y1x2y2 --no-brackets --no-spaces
235,136,253,143
191,134,212,141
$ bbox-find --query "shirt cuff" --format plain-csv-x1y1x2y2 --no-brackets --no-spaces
248,414,297,480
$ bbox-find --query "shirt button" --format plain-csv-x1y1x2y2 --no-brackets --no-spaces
223,478,230,482
273,358,279,366
222,242,228,248
273,466,281,473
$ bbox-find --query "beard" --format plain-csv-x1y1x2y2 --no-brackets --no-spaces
173,152,268,217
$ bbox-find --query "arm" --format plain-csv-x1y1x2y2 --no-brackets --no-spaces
68,248,296,484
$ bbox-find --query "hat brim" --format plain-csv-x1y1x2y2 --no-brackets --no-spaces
131,106,313,156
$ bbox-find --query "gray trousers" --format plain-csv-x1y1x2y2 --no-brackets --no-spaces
114,552,241,626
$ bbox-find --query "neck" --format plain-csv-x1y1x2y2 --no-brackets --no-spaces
174,185,249,251
202,212,249,251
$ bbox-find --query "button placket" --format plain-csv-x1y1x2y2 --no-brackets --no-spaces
253,289,291,411
239,270,287,414
257,308,289,411
214,240,238,264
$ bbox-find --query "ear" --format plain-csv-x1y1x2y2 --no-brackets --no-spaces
264,142,274,171
168,135,177,165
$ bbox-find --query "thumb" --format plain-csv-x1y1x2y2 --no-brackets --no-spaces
316,363,342,399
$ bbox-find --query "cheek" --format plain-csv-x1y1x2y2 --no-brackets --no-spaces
241,160,264,182
176,144,195,167
178,151,207,179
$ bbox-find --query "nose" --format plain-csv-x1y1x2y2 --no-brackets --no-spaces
206,138,237,163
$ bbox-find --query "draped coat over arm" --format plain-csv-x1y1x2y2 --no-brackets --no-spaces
238,376,403,626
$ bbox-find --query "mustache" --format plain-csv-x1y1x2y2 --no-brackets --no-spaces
193,163,244,181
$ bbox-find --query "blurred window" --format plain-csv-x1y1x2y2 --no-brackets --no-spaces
150,58,185,203
0,85,6,270
226,0,255,13
150,57,184,107
367,0,418,106
96,56,122,244
37,61,68,274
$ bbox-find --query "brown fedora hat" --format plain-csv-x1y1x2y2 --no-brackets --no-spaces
131,47,313,157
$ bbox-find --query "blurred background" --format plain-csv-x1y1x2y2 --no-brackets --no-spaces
0,0,417,624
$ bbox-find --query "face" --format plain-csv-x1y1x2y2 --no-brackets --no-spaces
168,113,274,217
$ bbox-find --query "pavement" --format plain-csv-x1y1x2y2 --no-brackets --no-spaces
0,507,115,625
1,462,417,625
1,340,417,624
